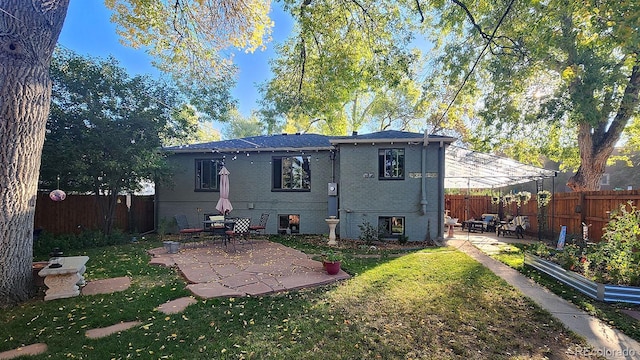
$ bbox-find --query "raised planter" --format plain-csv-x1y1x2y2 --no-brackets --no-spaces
524,253,640,304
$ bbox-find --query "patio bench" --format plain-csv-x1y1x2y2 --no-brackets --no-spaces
38,256,89,300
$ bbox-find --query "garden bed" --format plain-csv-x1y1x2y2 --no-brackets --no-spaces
524,253,640,304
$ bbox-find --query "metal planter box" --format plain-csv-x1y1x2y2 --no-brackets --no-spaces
524,253,640,305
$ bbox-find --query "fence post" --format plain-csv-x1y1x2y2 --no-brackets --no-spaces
579,192,586,242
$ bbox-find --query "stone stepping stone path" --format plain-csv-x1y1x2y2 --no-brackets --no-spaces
82,297,198,340
85,321,142,339
2,241,349,357
0,343,47,359
81,276,131,296
157,297,198,314
1,280,199,357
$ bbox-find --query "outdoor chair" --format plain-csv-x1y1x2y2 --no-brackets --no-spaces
497,215,529,239
174,214,204,242
249,213,269,235
225,217,252,250
480,214,498,232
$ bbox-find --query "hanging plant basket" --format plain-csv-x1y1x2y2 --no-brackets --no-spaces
515,191,531,207
537,190,552,207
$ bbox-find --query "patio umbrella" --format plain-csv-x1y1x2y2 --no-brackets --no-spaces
215,166,233,215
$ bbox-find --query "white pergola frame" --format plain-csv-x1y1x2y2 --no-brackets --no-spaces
445,145,557,189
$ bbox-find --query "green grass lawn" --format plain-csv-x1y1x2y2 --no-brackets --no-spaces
2,237,593,359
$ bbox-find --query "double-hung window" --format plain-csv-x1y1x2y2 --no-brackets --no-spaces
195,159,223,191
378,148,405,179
272,156,311,191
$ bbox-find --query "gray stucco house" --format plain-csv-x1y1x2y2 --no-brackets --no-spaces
157,130,456,242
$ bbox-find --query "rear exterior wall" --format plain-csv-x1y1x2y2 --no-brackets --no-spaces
156,150,336,235
336,142,444,241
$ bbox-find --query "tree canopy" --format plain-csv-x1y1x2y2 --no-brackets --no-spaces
105,0,273,83
259,0,419,134
41,49,201,233
426,0,640,191
0,0,275,306
223,108,265,139
261,0,639,191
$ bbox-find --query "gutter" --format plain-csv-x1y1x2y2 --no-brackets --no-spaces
165,146,335,154
330,136,456,145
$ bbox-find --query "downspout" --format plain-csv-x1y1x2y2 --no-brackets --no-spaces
420,143,428,215
438,141,445,238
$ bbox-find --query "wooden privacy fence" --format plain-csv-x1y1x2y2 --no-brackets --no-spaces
34,193,155,235
446,190,640,242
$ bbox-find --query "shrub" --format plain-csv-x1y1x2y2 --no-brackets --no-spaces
33,229,130,258
584,202,640,286
157,217,176,241
358,221,380,245
527,242,553,258
556,243,584,272
397,234,409,245
322,250,344,263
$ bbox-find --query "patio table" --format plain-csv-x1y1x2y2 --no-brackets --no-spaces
203,219,235,245
462,220,485,233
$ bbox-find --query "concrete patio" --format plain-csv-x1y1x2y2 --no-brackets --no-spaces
147,239,350,299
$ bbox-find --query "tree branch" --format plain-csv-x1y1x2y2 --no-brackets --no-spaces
415,0,425,23
602,61,640,148
433,0,516,129
451,0,490,41
451,0,525,59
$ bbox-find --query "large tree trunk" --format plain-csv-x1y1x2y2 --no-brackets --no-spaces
0,1,69,307
567,63,640,192
566,123,613,191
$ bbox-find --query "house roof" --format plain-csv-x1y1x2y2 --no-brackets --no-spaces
165,130,556,189
330,130,456,144
165,130,455,153
164,133,335,153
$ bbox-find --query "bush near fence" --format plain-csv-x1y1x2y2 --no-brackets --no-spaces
445,190,640,242
34,192,154,235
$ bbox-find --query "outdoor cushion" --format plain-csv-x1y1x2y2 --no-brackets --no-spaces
209,215,226,228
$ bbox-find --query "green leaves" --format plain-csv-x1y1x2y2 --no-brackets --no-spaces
430,0,639,188
42,49,207,232
105,0,273,84
260,0,418,134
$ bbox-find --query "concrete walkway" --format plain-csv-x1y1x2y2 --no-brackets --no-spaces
446,231,640,360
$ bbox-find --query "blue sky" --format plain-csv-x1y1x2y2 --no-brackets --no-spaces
58,1,294,118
